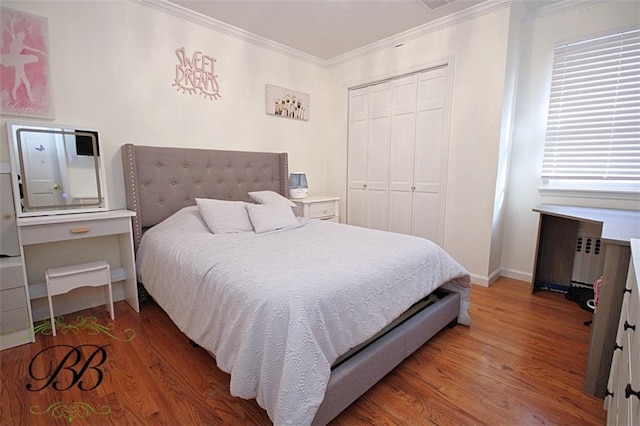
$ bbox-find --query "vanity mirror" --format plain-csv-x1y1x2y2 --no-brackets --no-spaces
6,121,109,217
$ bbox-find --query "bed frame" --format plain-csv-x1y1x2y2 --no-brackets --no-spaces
121,143,460,424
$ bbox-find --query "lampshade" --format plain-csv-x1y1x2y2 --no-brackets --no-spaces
289,172,308,199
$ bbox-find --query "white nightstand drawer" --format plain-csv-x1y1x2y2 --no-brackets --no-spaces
0,287,28,311
0,306,31,333
19,217,130,245
0,260,24,291
292,196,340,222
308,201,336,219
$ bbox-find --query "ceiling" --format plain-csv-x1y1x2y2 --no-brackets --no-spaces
166,0,557,62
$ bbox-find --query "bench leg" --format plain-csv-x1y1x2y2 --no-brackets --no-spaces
46,277,57,337
104,285,115,320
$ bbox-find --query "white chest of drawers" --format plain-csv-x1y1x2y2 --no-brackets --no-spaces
605,238,640,425
0,168,30,350
0,256,31,350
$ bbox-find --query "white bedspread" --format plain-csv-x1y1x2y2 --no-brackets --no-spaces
136,206,470,425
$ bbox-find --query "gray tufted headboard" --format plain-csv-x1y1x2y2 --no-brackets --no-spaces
121,144,289,250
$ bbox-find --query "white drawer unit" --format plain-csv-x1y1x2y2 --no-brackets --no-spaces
0,257,32,350
291,196,340,222
0,168,31,350
606,238,640,425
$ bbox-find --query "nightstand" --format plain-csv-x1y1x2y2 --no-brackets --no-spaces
291,196,340,222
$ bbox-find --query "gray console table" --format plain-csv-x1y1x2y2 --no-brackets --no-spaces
531,204,640,398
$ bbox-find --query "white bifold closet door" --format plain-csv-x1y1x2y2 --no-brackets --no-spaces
347,66,449,245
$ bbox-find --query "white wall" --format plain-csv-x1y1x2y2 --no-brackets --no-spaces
0,0,329,210
500,0,640,283
3,0,635,287
488,3,525,283
325,4,514,284
2,1,523,284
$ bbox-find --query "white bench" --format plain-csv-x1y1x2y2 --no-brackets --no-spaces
45,260,113,336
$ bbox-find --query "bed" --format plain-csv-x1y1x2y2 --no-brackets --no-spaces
121,144,471,425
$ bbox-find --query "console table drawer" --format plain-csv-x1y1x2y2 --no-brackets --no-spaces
20,217,130,245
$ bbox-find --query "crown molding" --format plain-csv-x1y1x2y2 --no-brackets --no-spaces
325,0,514,67
533,0,604,19
130,0,599,69
130,0,519,68
128,0,326,67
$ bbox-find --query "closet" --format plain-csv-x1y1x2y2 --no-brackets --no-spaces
347,66,450,245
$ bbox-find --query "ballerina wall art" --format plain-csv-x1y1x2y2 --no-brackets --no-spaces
0,8,53,119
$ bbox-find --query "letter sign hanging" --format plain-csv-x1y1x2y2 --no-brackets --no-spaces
172,46,221,101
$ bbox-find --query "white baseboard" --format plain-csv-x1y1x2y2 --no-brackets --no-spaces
499,268,532,284
470,268,532,287
470,267,501,287
470,273,490,287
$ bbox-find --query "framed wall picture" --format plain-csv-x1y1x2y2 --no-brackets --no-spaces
0,7,53,119
265,84,309,121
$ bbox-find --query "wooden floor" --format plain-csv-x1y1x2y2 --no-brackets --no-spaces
1,277,606,425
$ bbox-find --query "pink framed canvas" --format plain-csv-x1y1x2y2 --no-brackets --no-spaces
0,8,53,119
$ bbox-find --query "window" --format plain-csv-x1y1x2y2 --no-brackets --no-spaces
541,27,640,197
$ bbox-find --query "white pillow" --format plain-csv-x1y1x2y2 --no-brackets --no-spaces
248,190,296,207
246,202,299,234
195,198,254,234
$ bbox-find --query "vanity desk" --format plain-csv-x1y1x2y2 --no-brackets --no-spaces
3,122,140,348
532,205,640,398
16,210,140,330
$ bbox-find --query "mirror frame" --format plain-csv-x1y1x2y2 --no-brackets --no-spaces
6,121,109,217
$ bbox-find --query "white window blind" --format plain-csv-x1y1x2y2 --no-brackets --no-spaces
541,27,640,196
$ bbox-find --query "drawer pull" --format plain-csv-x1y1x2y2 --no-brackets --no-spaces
606,388,614,398
624,321,636,332
625,383,640,400
614,342,623,352
624,287,632,295
70,227,91,234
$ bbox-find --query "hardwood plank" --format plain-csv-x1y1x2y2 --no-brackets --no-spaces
0,277,606,425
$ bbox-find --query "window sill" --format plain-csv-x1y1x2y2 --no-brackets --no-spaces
539,186,640,201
